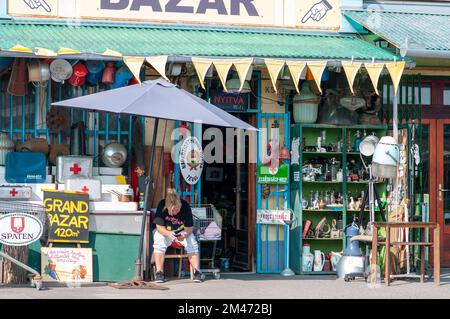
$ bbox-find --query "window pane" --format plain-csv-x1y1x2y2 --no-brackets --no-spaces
383,84,431,105
444,84,450,106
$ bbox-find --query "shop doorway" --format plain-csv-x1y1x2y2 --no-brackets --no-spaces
200,113,256,272
422,119,450,267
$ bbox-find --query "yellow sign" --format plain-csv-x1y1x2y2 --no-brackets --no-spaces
7,0,341,30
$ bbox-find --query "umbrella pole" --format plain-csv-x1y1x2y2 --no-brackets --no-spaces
110,119,168,290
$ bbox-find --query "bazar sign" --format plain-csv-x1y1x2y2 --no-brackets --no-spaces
7,0,341,30
257,163,289,184
257,209,291,225
0,213,43,246
180,136,204,185
43,190,90,244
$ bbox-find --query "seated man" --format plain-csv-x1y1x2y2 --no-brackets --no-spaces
153,189,203,283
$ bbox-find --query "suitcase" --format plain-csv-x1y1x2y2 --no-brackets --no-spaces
65,178,102,201
5,152,47,183
56,155,93,183
0,186,32,200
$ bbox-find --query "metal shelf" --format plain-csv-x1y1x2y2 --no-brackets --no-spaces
303,238,343,241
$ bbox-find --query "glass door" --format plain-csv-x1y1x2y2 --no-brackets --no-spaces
437,120,450,266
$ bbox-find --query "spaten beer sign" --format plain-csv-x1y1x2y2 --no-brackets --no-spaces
180,136,204,185
0,213,44,246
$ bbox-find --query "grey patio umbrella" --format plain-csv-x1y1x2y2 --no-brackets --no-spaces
52,78,257,288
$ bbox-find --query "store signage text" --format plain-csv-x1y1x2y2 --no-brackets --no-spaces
180,136,204,185
44,191,90,244
257,163,289,184
210,90,248,111
101,0,259,16
0,213,43,246
257,209,291,225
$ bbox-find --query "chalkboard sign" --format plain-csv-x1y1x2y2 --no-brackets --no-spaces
43,190,90,244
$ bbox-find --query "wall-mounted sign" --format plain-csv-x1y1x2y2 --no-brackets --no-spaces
41,247,93,283
7,0,341,30
210,90,249,112
0,213,43,246
43,190,90,244
257,163,289,184
257,209,291,225
180,136,204,185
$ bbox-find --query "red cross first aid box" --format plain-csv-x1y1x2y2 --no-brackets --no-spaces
0,186,32,200
64,178,102,201
56,156,93,183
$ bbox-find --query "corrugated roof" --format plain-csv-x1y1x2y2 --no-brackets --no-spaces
344,10,450,52
0,19,400,61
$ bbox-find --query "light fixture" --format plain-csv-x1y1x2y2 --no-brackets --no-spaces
225,74,252,93
359,134,380,157
372,136,399,178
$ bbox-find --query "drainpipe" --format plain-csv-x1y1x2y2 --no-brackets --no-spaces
400,47,450,59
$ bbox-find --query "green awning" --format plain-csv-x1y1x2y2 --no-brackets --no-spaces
344,10,450,58
0,19,401,62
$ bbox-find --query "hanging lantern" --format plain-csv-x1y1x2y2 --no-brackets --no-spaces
293,82,320,124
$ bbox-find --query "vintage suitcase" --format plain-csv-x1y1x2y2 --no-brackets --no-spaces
0,186,32,200
56,155,93,183
5,152,47,183
65,178,102,201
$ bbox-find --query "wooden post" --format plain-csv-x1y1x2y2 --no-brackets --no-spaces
371,225,378,284
385,226,390,286
420,228,425,283
434,225,440,285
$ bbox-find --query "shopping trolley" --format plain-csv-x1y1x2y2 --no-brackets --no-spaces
192,205,222,280
0,201,49,290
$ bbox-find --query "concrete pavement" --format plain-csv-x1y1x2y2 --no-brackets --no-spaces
0,271,449,299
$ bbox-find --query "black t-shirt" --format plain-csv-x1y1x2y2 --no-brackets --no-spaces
153,199,194,232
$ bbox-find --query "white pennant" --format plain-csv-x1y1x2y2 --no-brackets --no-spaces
364,63,385,95
265,59,286,94
233,58,254,91
146,56,169,81
341,61,362,95
192,57,213,90
124,56,145,84
213,60,233,92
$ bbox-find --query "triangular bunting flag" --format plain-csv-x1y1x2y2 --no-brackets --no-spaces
286,61,307,94
58,47,81,55
101,49,123,57
306,61,327,94
341,61,362,95
146,56,169,81
192,57,213,90
233,58,254,91
124,56,145,84
213,60,233,92
386,61,406,96
364,63,385,95
35,48,57,57
265,59,286,94
8,45,33,53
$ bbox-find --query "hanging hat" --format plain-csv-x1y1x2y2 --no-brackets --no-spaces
86,60,105,86
102,62,116,84
69,63,88,87
50,59,73,83
108,66,133,89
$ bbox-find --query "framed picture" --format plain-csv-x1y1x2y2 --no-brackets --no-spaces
205,167,223,182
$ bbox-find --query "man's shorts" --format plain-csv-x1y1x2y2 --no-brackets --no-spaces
153,230,199,254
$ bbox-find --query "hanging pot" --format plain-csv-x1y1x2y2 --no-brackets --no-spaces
102,62,116,84
86,60,105,86
293,82,320,124
102,142,127,168
69,63,88,87
7,58,28,96
0,133,15,166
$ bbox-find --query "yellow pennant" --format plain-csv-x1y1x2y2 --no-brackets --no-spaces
101,49,123,57
146,56,169,81
213,60,233,92
34,48,57,57
364,63,385,95
192,57,213,90
265,59,286,94
232,58,253,92
124,56,145,84
8,45,33,53
341,61,362,95
286,61,307,94
386,61,406,96
306,61,327,94
58,47,81,55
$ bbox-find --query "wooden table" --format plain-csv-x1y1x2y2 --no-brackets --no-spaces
371,222,440,286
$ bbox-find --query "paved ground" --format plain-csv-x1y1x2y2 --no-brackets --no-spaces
0,270,449,299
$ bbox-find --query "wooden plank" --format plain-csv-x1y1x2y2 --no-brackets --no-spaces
434,225,440,285
385,226,390,286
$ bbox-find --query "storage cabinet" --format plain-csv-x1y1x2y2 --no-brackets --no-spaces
290,124,388,275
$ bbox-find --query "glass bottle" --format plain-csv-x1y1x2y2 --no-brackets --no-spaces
354,130,361,152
